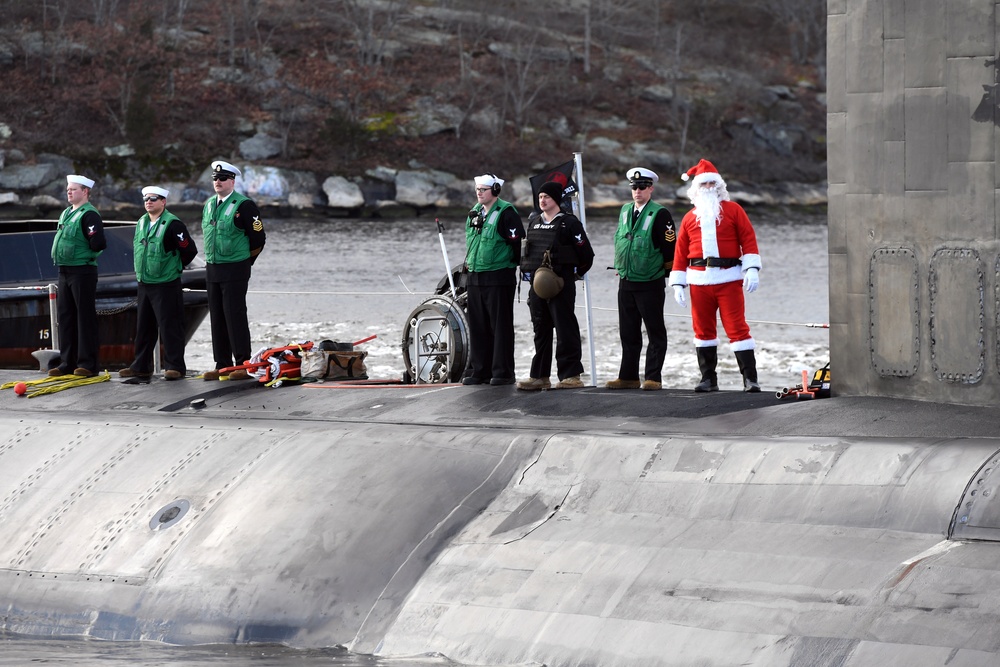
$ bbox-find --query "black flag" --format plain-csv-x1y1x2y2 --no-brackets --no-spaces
529,160,578,213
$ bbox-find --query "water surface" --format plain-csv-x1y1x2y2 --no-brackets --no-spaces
184,209,829,391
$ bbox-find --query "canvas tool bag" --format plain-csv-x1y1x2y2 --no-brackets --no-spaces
326,349,368,380
299,349,329,381
300,346,369,380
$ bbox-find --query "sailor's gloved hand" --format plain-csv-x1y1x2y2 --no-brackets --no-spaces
743,268,759,293
672,285,687,308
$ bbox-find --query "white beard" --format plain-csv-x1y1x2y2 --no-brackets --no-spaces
691,188,722,227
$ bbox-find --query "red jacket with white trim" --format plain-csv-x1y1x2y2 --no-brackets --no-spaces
668,200,761,287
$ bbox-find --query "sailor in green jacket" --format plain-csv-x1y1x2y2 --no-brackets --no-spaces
201,160,266,381
462,174,525,385
119,186,197,382
606,167,676,391
48,174,107,377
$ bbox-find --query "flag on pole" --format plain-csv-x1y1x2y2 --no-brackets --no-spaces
529,160,578,213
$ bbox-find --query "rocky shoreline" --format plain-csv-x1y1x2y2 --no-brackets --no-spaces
0,152,828,221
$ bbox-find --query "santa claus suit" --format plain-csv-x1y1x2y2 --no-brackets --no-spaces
670,200,761,350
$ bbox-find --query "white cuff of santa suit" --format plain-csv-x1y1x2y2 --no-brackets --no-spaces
741,253,762,271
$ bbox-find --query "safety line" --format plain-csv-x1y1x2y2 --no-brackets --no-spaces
7,286,829,329
182,288,434,296
584,304,828,329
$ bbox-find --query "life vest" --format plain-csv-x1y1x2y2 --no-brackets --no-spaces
134,210,184,284
466,199,518,272
613,201,666,282
202,192,251,264
51,203,102,267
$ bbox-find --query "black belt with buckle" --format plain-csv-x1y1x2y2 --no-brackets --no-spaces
690,257,741,268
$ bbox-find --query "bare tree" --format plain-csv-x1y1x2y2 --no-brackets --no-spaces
238,0,286,73
495,27,550,140
589,0,648,56
38,0,73,83
175,0,191,30
89,0,126,26
757,0,825,65
158,0,192,32
451,21,486,141
41,0,72,32
331,0,411,71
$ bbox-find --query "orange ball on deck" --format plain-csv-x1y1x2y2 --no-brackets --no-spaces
14,382,27,396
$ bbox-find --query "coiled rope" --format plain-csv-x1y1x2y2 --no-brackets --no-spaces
1,372,111,397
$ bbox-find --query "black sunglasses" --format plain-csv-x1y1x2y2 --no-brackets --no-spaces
212,174,234,182
631,183,651,191
142,195,163,203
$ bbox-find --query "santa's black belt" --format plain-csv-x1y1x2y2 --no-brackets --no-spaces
690,257,741,268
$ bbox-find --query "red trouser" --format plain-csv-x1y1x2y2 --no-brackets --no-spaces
690,281,751,346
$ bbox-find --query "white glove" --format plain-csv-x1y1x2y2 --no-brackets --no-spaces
743,268,759,293
672,285,687,308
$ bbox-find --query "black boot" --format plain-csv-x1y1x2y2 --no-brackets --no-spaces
735,349,760,392
694,347,719,392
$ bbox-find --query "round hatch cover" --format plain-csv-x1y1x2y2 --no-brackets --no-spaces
149,499,191,531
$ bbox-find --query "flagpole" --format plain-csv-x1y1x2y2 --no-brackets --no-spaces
573,152,598,387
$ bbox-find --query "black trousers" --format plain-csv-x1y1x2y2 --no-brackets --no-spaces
207,278,251,368
527,279,583,380
616,284,667,382
131,279,186,373
56,270,99,373
466,281,516,381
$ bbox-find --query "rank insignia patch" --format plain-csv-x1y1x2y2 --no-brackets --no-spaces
252,216,264,232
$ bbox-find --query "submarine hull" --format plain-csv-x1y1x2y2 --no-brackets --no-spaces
3,374,1000,665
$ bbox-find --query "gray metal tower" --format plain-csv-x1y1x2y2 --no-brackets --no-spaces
829,0,1000,405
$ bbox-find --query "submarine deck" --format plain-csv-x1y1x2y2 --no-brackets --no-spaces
0,369,995,439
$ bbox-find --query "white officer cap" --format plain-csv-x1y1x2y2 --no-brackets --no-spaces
626,167,658,184
67,174,95,188
211,160,242,177
474,174,504,188
141,186,169,199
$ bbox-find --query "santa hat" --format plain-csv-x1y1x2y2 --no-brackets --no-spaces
680,159,724,187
